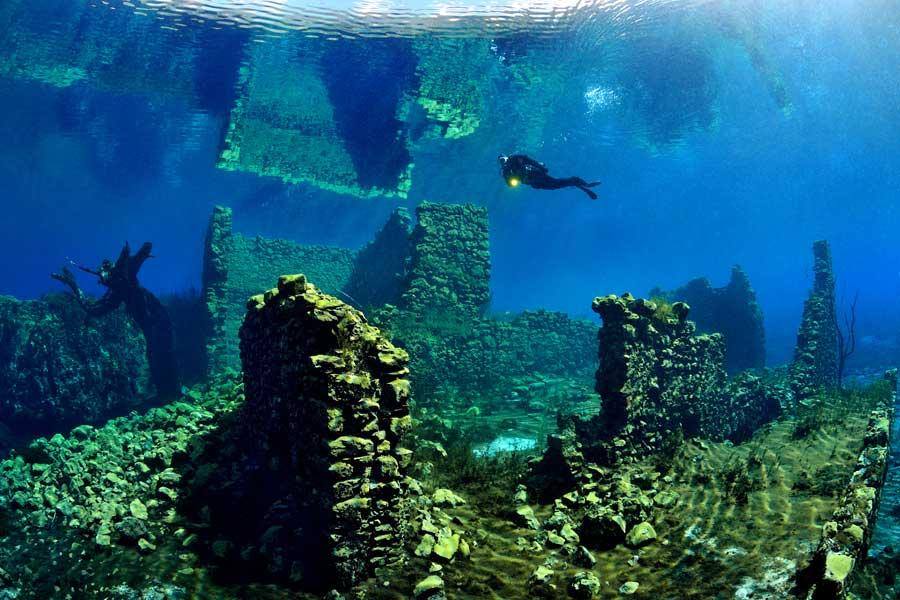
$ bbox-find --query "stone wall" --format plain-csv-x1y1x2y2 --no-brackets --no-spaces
795,371,896,599
593,294,725,438
237,274,413,589
374,307,597,407
586,294,781,460
790,240,839,401
652,265,766,373
343,208,412,311
0,294,149,430
528,293,785,503
202,206,355,373
202,206,231,376
400,202,491,319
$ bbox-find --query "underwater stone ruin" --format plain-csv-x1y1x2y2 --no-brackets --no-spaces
343,207,413,311
796,370,896,599
651,265,766,373
0,294,149,431
400,202,491,318
791,240,839,401
529,293,784,497
592,293,781,450
201,201,596,413
233,274,414,589
202,205,355,373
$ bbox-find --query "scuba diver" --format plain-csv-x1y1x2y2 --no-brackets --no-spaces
498,154,601,200
52,242,180,400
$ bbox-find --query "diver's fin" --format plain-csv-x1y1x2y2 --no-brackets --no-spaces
586,181,601,188
580,186,599,200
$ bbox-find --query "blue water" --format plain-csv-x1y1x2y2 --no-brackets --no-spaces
2,1,898,368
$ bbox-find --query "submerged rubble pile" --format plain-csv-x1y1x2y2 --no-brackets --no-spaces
652,265,766,373
0,294,150,431
519,293,789,591
0,375,243,595
791,240,839,401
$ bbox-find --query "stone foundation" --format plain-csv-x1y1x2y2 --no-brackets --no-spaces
238,274,413,589
794,370,896,599
790,240,839,401
651,265,766,373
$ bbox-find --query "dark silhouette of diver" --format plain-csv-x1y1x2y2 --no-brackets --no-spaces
499,154,601,200
52,242,180,400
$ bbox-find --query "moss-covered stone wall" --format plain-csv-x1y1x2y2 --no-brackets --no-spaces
202,206,354,373
796,371,896,599
400,202,491,318
343,208,413,311
374,307,597,407
586,294,782,459
651,265,766,373
238,274,413,589
0,294,149,431
790,240,839,401
593,294,727,437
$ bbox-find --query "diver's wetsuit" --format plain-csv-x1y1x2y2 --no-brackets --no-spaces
499,154,600,199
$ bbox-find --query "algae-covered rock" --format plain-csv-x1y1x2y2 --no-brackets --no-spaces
528,565,556,597
513,505,541,530
432,529,460,562
653,490,679,508
578,507,627,549
626,522,657,547
620,581,640,594
0,294,149,431
568,571,601,599
574,545,597,568
413,574,445,600
432,488,466,508
824,551,854,585
129,499,149,520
